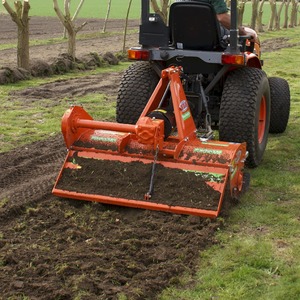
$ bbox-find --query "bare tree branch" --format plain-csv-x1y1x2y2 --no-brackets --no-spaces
2,0,22,26
73,0,85,20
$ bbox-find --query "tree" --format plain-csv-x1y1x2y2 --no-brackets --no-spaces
276,0,286,30
268,0,278,31
237,0,247,27
102,0,112,33
53,0,87,59
289,0,299,27
256,0,266,32
151,0,170,24
2,0,30,69
122,0,133,52
283,0,291,29
63,0,85,38
251,0,259,29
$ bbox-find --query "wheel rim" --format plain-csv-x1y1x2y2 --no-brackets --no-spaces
258,96,267,143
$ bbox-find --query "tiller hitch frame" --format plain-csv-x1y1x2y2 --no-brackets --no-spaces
53,66,247,218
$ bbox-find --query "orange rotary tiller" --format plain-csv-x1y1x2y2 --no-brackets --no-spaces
53,66,247,218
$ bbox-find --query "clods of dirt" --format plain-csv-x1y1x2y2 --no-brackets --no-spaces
0,51,122,84
56,156,221,210
0,67,31,84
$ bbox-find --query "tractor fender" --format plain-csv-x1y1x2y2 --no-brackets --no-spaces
244,53,262,69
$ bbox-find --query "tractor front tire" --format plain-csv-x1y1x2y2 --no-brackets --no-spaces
116,61,159,124
268,77,290,134
219,67,271,168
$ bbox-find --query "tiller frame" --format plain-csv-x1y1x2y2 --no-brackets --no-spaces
53,66,247,218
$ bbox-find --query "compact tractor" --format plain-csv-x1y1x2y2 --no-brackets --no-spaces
53,0,290,218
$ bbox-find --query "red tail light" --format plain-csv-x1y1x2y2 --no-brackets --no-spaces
221,54,245,65
128,48,150,60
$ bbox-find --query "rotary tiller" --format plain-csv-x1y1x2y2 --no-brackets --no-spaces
53,66,247,218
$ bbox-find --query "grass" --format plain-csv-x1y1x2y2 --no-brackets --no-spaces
0,63,131,153
0,0,142,19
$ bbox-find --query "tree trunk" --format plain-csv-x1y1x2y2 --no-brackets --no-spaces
251,0,259,29
283,0,290,28
2,0,31,69
268,0,277,31
150,0,170,24
68,30,76,58
122,0,132,53
276,0,285,30
238,0,246,27
256,0,265,32
289,0,298,27
17,19,30,68
53,0,87,59
103,0,112,33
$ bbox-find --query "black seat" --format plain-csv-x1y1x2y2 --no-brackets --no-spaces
169,1,224,51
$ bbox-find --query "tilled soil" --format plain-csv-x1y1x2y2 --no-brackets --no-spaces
56,156,221,209
10,71,122,102
0,135,223,299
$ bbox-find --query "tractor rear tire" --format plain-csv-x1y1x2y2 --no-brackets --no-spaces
268,77,290,134
116,61,159,124
219,67,271,168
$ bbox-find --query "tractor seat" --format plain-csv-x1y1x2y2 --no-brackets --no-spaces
169,1,227,51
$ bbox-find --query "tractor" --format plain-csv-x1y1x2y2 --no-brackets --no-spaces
53,0,290,218
116,0,290,167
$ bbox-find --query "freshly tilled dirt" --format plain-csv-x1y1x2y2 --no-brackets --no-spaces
0,135,224,299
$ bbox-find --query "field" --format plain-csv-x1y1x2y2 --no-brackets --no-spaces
1,3,300,300
0,0,293,24
0,0,142,18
